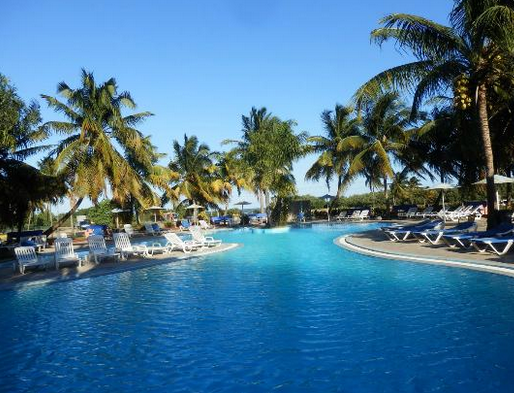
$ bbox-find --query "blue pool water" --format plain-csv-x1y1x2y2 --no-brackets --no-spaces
2,223,514,392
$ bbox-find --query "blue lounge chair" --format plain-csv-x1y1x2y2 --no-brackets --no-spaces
471,235,514,256
384,220,444,242
442,223,514,249
179,219,191,231
413,221,478,245
380,219,430,233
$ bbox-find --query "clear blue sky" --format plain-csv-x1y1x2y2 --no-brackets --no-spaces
2,0,452,211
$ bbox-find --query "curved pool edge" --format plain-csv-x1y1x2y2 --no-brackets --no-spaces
336,234,514,279
0,243,242,292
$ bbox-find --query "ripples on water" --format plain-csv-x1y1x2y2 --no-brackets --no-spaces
1,223,514,392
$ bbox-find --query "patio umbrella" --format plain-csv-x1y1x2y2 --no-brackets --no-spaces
146,206,164,222
427,183,458,220
186,203,204,224
234,201,252,217
111,208,130,229
473,175,514,208
320,194,334,221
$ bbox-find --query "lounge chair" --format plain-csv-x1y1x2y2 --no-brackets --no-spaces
163,232,203,253
144,222,162,236
179,219,191,231
113,233,149,259
357,209,370,220
87,235,120,264
413,221,478,245
54,238,82,270
14,246,51,274
346,210,361,220
198,219,212,229
384,220,444,242
335,211,347,221
415,206,434,218
190,227,222,247
123,224,135,237
442,223,514,249
380,219,431,232
398,207,417,219
471,235,514,256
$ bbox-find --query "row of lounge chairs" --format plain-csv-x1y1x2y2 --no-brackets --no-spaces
123,219,212,237
382,219,514,256
336,210,370,221
397,204,484,221
13,227,222,275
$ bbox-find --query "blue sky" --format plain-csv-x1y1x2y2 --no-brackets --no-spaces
2,0,452,211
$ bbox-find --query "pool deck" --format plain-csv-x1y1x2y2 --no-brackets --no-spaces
0,243,240,291
337,225,514,278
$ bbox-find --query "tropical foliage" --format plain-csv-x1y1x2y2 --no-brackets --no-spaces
354,0,514,227
306,104,360,211
41,69,172,235
226,107,307,225
0,75,65,234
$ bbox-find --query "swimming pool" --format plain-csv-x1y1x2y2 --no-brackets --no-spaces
1,223,514,392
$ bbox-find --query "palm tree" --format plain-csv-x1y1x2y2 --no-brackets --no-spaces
306,104,360,212
225,107,307,225
168,134,220,207
355,0,514,227
41,69,164,235
212,150,252,214
0,74,65,235
349,92,412,204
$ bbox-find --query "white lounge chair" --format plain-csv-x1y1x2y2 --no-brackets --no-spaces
123,224,135,237
163,233,203,254
54,238,82,270
335,211,348,221
113,233,149,260
415,206,433,218
87,235,119,264
357,209,370,220
198,220,212,230
14,246,51,274
190,227,222,247
346,210,361,220
399,207,417,219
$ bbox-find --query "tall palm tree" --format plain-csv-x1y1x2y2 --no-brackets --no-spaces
168,134,220,207
225,107,307,225
306,104,360,212
349,92,412,203
355,0,514,227
41,69,165,235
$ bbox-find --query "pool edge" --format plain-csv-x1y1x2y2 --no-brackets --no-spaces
335,235,514,278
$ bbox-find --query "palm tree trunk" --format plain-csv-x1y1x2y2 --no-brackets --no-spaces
329,175,344,215
265,189,272,227
43,197,84,236
477,84,498,229
258,189,265,214
383,177,390,213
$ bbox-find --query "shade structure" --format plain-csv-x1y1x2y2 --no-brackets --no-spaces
234,201,252,217
472,175,514,208
111,208,130,228
186,204,204,224
145,206,165,222
427,183,458,219
472,175,514,185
